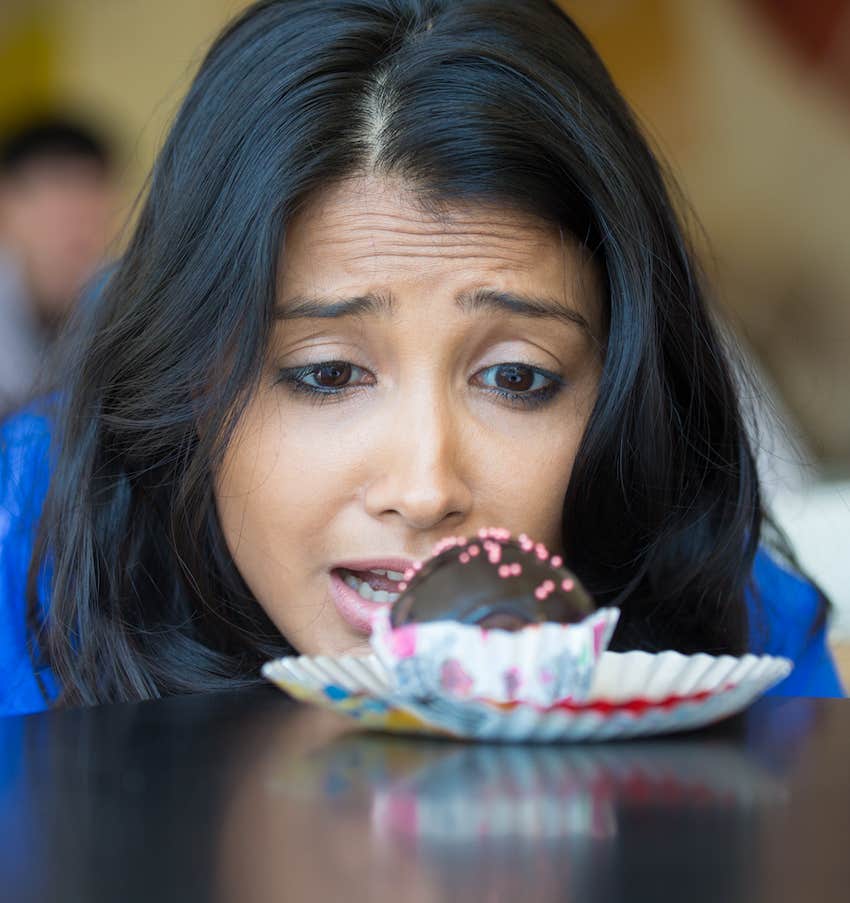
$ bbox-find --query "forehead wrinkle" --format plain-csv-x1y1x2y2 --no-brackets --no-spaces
336,216,540,233
322,225,538,243
311,227,546,253
339,249,537,268
319,209,552,241
317,230,549,269
329,204,549,228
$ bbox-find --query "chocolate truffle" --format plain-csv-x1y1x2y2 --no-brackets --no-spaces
390,530,595,631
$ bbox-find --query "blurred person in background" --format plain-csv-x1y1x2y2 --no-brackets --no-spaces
0,117,115,411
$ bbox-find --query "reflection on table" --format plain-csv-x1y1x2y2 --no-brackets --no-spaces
0,688,848,903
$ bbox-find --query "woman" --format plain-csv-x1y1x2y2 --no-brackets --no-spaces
0,0,842,715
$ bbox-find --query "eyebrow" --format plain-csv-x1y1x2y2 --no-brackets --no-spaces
275,287,592,333
455,287,591,333
275,292,394,320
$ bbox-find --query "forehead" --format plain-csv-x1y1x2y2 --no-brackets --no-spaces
283,175,571,278
278,175,604,340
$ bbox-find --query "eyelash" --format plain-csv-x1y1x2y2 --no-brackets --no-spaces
275,361,565,409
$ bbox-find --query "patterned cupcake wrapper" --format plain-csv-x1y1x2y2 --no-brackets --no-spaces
262,648,792,742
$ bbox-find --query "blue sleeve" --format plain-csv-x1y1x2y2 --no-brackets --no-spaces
748,547,845,698
0,408,57,716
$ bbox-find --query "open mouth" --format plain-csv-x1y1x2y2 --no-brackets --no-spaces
334,567,405,604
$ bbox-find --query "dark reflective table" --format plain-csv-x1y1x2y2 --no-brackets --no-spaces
1,688,848,902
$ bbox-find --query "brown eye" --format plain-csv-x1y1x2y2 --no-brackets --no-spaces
473,363,563,408
313,362,352,387
494,364,534,391
277,360,372,398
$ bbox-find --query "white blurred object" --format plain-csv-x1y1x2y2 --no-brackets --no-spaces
733,338,850,639
769,481,850,640
734,334,820,500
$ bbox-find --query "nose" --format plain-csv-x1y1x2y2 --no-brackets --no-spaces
362,386,473,532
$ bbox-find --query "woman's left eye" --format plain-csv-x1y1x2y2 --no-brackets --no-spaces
472,363,564,408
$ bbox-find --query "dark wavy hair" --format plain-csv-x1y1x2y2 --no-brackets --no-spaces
27,0,776,706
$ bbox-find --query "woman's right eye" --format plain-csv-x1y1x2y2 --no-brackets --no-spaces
276,361,372,400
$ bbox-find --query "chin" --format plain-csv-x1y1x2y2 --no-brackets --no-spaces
296,629,371,660
331,634,373,659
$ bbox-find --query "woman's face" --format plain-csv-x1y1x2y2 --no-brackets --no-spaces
214,175,603,656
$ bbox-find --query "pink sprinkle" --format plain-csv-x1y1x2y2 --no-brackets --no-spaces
388,624,417,658
456,536,468,546
468,545,480,557
550,555,563,568
459,553,470,564
488,546,502,564
510,563,522,576
403,568,415,581
543,579,555,591
433,536,460,555
561,578,575,592
535,543,549,560
413,561,423,571
518,533,529,544
534,587,546,600
498,564,511,578
477,528,489,539
398,581,408,591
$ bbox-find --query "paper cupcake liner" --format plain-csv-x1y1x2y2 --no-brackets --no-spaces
262,649,792,742
370,607,620,707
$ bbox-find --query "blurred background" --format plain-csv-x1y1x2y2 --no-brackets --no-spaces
1,0,848,669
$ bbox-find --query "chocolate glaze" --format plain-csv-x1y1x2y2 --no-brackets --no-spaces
390,536,595,630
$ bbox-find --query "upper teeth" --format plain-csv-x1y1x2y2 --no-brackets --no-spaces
368,568,405,581
343,571,402,603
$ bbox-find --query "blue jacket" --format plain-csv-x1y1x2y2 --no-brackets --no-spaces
0,408,844,716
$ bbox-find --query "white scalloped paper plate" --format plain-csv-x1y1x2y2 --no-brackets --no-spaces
261,650,791,742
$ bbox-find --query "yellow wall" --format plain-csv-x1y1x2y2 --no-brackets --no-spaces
0,4,58,133
49,0,249,220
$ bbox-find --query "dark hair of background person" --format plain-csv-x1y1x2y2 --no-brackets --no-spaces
22,0,817,707
0,117,112,177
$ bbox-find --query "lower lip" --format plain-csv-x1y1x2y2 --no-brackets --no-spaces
329,570,394,635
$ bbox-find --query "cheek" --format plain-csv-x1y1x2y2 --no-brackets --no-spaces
213,395,340,591
490,435,577,552
479,381,596,550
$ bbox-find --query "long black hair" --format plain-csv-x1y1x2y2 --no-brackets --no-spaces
28,0,772,706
